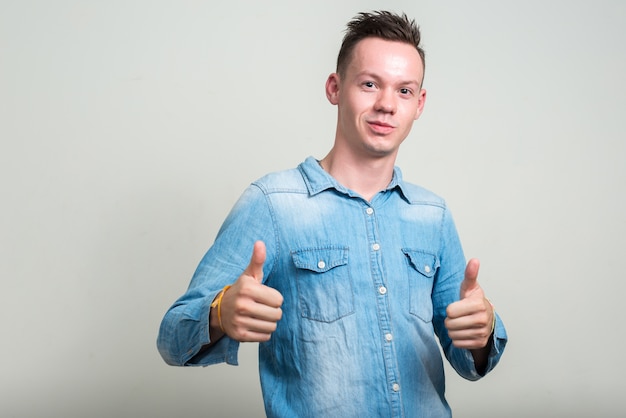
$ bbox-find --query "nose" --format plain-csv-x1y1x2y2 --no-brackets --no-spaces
374,88,396,114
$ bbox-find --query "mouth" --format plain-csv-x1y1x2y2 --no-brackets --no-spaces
367,120,396,135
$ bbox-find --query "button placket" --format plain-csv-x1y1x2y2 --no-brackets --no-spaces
363,202,402,405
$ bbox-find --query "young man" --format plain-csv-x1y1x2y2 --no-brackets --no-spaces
158,11,507,417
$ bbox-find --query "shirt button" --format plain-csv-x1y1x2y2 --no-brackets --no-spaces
372,243,380,251
424,265,431,273
317,260,326,269
385,333,393,342
392,383,400,392
366,207,374,215
379,286,387,295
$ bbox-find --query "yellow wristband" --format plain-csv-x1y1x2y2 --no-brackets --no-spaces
211,285,232,333
487,298,496,335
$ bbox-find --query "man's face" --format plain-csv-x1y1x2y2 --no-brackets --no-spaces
326,37,426,159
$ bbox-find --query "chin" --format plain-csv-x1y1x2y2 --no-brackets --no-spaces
363,146,398,159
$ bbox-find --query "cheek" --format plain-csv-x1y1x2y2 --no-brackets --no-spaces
341,101,365,123
397,111,417,133
402,103,421,122
345,92,373,112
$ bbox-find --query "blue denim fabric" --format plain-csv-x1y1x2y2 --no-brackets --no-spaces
157,156,507,418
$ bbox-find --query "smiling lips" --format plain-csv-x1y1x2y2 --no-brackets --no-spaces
367,120,396,135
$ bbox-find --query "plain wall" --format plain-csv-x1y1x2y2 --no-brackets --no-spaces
1,0,625,417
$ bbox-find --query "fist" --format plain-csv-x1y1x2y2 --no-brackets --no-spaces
212,241,284,342
444,259,494,350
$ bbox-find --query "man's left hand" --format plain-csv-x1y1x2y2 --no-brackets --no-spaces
444,258,494,350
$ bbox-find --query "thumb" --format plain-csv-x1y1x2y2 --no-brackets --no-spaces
460,258,480,299
244,241,266,283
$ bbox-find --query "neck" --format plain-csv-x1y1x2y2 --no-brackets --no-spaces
320,150,396,201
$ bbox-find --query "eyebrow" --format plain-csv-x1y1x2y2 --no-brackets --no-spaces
355,71,420,87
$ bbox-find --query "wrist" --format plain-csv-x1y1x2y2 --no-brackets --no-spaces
210,285,232,333
486,298,496,335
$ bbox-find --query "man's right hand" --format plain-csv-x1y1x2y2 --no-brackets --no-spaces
210,241,283,342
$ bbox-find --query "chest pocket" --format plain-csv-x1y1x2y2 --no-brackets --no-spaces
403,249,439,322
292,246,354,323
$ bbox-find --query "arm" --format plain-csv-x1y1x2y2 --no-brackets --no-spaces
432,207,507,379
156,185,280,366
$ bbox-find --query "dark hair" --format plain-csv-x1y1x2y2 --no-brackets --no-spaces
336,11,425,79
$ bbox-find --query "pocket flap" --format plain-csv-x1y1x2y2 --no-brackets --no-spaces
291,247,348,273
402,249,439,278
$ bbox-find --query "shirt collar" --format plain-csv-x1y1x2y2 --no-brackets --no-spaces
298,156,412,203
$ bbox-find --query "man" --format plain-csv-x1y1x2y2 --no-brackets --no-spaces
158,11,507,417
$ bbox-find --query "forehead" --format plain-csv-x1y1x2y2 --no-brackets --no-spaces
346,37,424,83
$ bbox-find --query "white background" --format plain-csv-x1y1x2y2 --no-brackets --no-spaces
1,1,625,417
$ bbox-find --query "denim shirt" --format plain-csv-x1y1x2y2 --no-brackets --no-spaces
157,157,507,418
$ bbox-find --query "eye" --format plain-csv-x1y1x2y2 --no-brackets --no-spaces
399,88,412,96
363,81,376,89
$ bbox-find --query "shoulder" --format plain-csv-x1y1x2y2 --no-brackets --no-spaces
251,166,307,194
399,180,447,209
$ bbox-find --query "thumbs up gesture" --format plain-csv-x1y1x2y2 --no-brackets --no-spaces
210,241,284,342
444,258,495,350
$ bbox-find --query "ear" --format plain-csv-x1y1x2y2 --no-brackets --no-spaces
414,88,427,120
325,73,340,105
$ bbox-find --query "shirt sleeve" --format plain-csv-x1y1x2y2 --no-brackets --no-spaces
443,313,508,381
156,184,277,366
431,205,508,380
